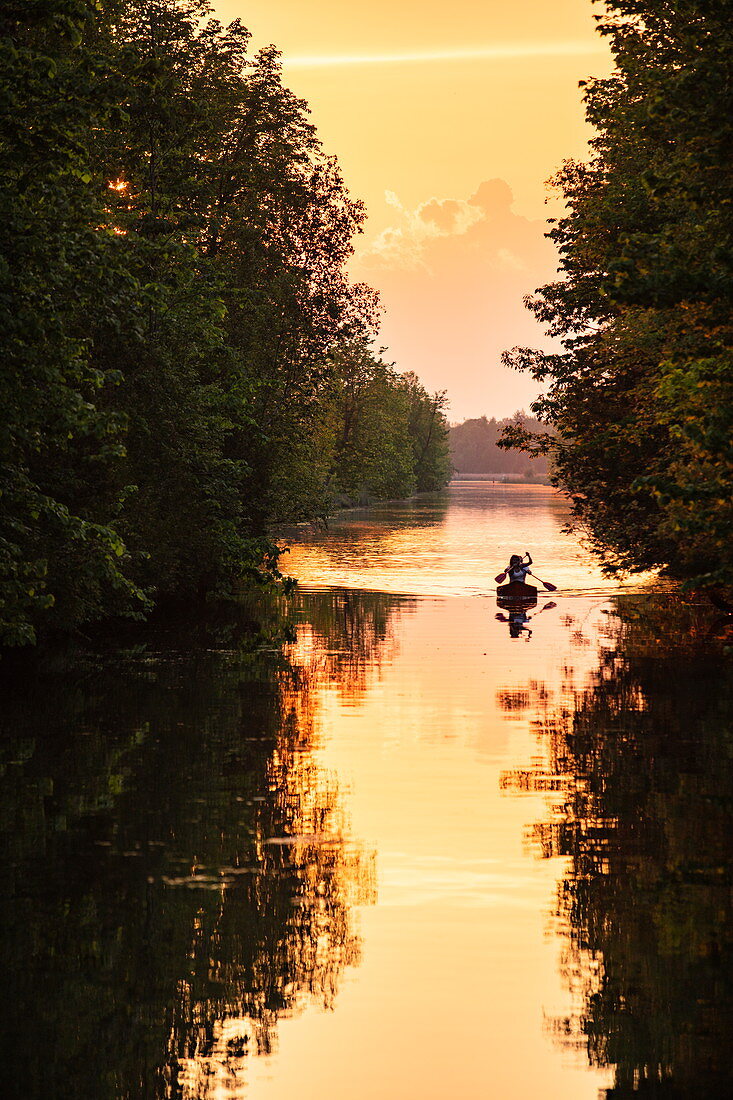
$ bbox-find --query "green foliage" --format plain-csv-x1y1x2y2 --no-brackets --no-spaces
89,0,371,591
324,343,451,506
1,0,444,645
0,0,147,644
502,0,733,589
403,372,451,492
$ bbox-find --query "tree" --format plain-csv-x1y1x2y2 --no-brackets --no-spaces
502,0,733,590
0,0,146,644
1,0,446,645
321,343,450,506
403,373,451,492
91,1,378,587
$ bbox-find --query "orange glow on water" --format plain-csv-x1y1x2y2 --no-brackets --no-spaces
188,486,618,1098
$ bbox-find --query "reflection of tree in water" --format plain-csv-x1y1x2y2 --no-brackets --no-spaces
507,599,733,1098
0,639,375,1099
293,588,411,700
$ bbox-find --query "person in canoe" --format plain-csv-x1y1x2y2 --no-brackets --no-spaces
495,552,556,592
505,552,533,583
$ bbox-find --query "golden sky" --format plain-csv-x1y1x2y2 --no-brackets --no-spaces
214,0,612,420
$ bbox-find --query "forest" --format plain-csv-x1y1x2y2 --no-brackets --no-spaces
0,0,451,647
502,0,733,593
450,413,552,480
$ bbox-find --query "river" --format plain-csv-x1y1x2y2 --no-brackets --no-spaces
2,483,731,1099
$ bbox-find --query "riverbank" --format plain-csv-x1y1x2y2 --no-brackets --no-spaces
450,472,551,485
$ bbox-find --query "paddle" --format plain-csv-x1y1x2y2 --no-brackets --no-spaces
495,569,557,592
533,575,557,592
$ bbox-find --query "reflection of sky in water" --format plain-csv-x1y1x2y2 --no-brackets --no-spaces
3,484,631,1100
237,487,615,1100
284,483,655,597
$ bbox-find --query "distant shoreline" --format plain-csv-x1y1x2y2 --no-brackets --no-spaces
450,473,551,485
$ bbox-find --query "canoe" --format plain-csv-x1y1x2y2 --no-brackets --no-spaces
497,580,538,601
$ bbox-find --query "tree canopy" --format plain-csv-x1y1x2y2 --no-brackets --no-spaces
0,0,450,646
502,0,733,591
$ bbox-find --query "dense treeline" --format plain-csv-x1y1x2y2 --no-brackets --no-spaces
450,413,552,479
502,0,733,591
0,0,450,646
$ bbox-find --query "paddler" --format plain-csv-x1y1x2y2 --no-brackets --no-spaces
495,553,556,592
504,551,533,583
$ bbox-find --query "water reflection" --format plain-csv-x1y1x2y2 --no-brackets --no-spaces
285,483,615,597
0,630,380,1099
507,597,733,1097
4,484,707,1100
495,599,557,639
293,588,415,698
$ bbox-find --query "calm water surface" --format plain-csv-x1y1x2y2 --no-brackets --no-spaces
3,484,731,1099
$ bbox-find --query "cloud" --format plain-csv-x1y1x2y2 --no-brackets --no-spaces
419,198,464,233
282,43,606,69
358,178,540,275
362,189,492,272
468,178,513,214
351,180,560,419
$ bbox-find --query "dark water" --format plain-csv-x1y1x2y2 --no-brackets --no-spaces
520,601,733,1099
2,484,731,1098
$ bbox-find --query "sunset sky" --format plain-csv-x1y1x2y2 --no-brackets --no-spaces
214,0,612,420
